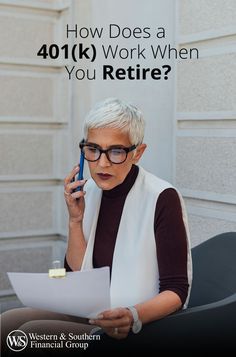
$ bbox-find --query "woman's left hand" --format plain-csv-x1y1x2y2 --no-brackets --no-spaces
89,307,133,340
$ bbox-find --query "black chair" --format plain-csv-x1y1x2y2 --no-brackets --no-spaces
90,232,236,352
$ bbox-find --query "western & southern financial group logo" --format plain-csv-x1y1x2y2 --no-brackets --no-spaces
6,330,28,352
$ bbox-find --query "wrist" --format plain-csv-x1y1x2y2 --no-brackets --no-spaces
126,308,134,324
69,219,83,227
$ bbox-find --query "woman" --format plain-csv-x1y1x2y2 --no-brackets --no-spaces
1,98,192,352
64,97,192,337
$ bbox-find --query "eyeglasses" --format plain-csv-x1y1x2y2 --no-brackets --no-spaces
79,141,137,164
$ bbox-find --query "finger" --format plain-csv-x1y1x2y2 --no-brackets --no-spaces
89,316,130,329
99,308,128,320
64,190,85,201
71,191,86,199
115,326,130,334
109,332,126,340
65,179,87,193
104,327,128,340
64,166,80,186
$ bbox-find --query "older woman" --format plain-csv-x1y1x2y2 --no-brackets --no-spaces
1,98,192,352
64,97,192,338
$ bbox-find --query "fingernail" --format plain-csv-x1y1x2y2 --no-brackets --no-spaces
96,314,103,319
89,319,95,324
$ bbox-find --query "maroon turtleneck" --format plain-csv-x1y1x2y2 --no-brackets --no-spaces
65,165,189,305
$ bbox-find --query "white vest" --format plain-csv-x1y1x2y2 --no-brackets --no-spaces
81,167,192,309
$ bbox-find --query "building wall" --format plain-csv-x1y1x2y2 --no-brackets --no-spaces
1,0,236,311
0,0,73,311
71,0,176,183
175,0,236,246
0,0,177,310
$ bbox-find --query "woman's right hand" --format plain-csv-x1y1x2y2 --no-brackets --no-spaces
64,166,87,223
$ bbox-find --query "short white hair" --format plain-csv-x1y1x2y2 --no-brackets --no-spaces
83,98,145,145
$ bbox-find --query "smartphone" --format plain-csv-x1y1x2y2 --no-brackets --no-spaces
75,152,85,192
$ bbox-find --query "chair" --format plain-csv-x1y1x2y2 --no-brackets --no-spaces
89,232,236,352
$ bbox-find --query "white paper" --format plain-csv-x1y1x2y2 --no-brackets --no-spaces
8,267,110,319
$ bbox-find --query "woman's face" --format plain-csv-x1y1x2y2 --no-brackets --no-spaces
86,127,146,190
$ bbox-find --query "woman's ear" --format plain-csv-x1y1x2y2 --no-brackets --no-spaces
132,144,147,163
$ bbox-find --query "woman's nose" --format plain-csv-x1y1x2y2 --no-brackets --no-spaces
98,152,111,167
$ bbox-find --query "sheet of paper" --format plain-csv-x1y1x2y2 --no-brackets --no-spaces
8,267,110,319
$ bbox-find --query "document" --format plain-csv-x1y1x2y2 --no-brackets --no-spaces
8,267,110,319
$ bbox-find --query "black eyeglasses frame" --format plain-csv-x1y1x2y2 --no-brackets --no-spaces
79,140,137,164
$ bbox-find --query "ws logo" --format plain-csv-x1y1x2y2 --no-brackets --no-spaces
6,330,28,352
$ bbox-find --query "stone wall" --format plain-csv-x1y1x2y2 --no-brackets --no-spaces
176,0,236,246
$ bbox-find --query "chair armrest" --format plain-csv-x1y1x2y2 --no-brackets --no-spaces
90,293,236,352
133,292,236,349
165,291,236,318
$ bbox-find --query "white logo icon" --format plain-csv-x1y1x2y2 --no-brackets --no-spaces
6,330,28,352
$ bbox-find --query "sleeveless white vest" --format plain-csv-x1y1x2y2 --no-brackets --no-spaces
81,167,192,309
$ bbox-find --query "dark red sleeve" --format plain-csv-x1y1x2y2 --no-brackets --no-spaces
154,188,189,306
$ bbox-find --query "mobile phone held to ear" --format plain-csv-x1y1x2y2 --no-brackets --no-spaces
75,152,85,192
